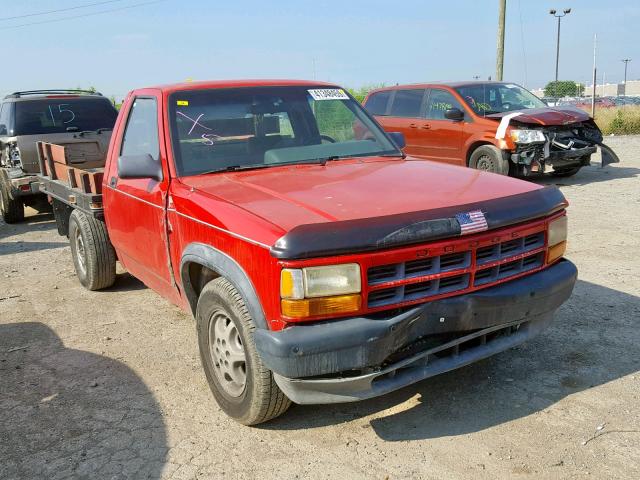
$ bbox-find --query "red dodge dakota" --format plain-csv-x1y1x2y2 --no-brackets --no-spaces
38,80,577,425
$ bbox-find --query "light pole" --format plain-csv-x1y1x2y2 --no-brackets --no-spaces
549,8,571,97
622,59,631,84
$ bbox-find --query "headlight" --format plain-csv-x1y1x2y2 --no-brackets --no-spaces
8,144,22,167
280,264,362,319
547,216,568,263
281,264,361,299
510,129,545,144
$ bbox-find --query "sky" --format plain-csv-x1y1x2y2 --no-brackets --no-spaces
1,0,638,100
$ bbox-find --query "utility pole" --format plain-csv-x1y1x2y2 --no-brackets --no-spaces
496,0,506,81
549,8,571,97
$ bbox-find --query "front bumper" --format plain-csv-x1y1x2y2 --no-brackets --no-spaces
511,145,596,168
255,259,577,404
546,145,596,168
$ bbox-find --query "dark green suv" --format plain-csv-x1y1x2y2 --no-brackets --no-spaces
0,90,117,223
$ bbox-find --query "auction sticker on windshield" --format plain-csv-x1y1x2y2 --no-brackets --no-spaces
308,89,350,101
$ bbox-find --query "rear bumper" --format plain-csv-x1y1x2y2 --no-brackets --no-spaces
255,259,577,404
7,173,40,197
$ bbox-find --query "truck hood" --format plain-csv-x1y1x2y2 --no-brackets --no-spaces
180,157,541,233
486,107,591,126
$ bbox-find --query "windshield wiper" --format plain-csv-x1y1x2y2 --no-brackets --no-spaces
317,156,340,165
74,127,113,137
201,159,329,175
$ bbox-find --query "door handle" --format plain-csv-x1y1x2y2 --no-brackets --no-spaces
109,177,117,188
421,124,431,130
409,123,418,129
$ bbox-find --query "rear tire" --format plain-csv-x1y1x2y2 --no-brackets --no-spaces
0,175,24,223
68,209,116,290
469,145,509,175
551,166,581,178
196,277,291,425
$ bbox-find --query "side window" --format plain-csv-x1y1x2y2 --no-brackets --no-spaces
120,98,159,159
389,89,425,118
364,91,391,116
0,103,11,135
425,89,464,120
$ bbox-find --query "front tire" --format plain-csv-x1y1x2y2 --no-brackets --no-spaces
196,277,291,425
551,166,581,178
0,175,24,223
469,145,509,175
68,209,116,290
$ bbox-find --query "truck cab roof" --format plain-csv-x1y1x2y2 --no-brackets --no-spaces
137,79,338,96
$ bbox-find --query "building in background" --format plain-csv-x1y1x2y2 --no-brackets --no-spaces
530,80,640,98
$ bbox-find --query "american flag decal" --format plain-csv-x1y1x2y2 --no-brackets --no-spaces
455,210,488,235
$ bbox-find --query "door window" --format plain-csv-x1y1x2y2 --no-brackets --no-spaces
0,103,12,135
364,91,392,116
389,89,425,118
425,89,464,120
120,98,159,159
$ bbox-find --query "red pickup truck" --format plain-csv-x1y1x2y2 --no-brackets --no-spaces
37,80,577,425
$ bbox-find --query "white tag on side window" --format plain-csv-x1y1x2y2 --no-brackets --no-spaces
308,89,350,101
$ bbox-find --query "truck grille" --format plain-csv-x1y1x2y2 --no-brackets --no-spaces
366,229,547,309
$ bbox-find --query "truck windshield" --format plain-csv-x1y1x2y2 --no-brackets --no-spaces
14,98,118,136
168,86,401,176
455,83,547,115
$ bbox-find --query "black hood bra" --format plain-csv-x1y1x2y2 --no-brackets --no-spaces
271,186,567,260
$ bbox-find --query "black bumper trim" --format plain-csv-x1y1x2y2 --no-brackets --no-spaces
255,259,577,382
270,186,567,259
273,313,554,404
546,145,596,164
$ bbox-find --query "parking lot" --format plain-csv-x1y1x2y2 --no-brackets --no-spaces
1,135,638,479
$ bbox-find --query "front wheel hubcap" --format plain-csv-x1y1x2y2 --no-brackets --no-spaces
208,311,247,397
476,155,493,171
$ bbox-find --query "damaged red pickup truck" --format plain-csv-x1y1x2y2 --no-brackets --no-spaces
38,80,577,425
364,81,619,177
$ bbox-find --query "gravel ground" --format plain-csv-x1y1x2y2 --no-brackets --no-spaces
1,135,639,480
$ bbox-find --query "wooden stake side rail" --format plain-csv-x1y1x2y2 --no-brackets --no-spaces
36,141,105,219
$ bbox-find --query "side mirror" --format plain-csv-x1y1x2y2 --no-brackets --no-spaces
444,108,465,121
118,154,163,181
0,124,7,136
388,131,406,149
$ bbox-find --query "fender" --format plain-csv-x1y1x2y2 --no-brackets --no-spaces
180,242,268,329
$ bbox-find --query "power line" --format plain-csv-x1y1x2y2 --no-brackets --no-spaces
0,0,127,22
0,0,164,30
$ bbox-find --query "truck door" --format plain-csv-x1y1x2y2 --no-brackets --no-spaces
103,94,173,293
421,88,465,165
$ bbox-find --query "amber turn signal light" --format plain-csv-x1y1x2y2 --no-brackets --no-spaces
281,294,361,319
547,241,566,264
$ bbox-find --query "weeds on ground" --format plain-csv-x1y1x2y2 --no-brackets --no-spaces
579,106,640,135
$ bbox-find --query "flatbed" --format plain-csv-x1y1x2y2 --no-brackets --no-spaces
36,141,105,220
